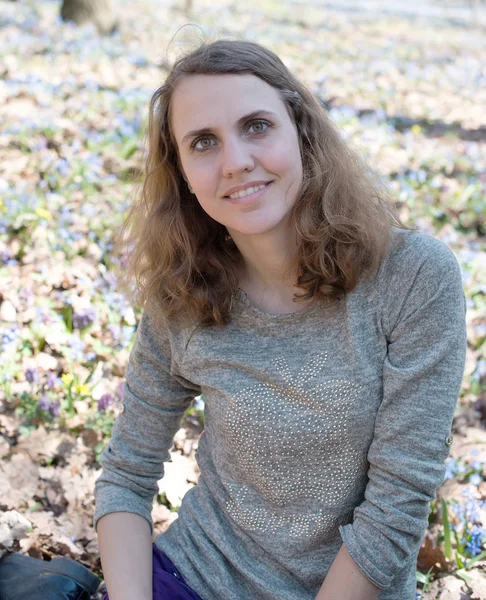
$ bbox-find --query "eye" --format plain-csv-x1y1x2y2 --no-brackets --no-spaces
248,119,270,134
190,119,271,152
190,136,215,152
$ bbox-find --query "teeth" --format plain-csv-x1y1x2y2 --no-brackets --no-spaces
229,184,266,199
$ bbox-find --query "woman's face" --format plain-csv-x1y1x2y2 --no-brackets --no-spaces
170,73,303,239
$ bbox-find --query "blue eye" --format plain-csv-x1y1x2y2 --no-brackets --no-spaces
190,119,271,152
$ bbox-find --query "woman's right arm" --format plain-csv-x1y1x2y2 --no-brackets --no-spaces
93,299,202,599
97,512,152,600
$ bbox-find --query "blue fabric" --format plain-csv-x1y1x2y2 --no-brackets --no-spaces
102,543,202,600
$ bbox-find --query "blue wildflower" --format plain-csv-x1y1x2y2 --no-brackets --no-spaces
469,473,482,486
69,335,86,361
194,396,205,411
456,462,467,475
444,457,458,480
1,326,20,351
463,525,486,557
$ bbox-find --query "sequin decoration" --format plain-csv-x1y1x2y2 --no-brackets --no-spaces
222,351,363,538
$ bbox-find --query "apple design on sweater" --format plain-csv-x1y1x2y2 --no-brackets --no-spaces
222,351,363,539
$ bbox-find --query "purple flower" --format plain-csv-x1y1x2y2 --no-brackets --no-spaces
37,395,50,412
49,400,60,418
37,395,60,418
72,307,97,329
46,371,58,390
25,367,40,384
108,324,121,339
115,381,124,400
98,393,114,412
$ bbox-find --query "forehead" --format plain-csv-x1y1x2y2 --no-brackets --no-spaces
170,74,286,138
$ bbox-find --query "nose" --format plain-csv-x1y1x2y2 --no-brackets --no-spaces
221,136,254,178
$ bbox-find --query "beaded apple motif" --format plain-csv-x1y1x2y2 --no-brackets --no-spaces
222,351,363,538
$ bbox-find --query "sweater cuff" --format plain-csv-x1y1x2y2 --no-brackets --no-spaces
338,523,393,590
93,482,154,536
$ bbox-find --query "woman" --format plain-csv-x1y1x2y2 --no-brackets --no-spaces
94,39,467,600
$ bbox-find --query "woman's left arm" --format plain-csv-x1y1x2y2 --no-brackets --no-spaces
315,543,380,599
317,234,467,598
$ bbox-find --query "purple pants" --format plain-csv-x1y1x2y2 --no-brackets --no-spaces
102,543,202,600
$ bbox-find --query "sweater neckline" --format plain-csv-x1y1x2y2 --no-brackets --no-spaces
234,287,321,322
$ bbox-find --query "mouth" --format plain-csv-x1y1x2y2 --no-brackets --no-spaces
223,181,272,201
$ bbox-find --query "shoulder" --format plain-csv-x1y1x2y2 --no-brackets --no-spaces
141,294,202,356
375,227,465,336
380,226,462,289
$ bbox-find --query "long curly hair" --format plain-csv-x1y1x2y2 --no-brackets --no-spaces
112,38,416,327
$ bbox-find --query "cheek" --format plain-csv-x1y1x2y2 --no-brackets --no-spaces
186,163,215,192
267,133,301,173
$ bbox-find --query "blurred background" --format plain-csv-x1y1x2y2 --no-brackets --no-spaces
0,1,485,598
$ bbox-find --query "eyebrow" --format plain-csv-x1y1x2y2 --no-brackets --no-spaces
181,110,278,146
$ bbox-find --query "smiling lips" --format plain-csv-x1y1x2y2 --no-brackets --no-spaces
223,181,271,199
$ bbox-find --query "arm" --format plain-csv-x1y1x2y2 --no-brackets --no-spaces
327,234,466,592
315,544,380,600
97,512,152,600
93,298,201,596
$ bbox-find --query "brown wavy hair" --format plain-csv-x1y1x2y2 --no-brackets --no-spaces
112,38,416,327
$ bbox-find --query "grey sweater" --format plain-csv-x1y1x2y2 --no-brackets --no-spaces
94,228,467,600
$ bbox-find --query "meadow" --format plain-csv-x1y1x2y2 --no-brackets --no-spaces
0,0,485,597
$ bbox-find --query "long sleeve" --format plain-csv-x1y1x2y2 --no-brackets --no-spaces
93,299,201,535
338,234,467,589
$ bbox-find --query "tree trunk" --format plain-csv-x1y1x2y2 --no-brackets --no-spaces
60,0,119,35
185,0,193,17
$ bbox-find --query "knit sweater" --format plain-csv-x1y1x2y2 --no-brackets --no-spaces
93,227,467,600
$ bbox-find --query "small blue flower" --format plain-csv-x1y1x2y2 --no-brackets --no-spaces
456,462,467,475
463,525,486,557
469,473,482,486
444,457,458,480
194,396,205,411
1,326,20,351
69,335,86,361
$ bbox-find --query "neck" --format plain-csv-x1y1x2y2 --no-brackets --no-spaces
228,224,299,294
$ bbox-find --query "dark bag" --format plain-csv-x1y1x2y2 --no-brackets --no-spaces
0,552,101,600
